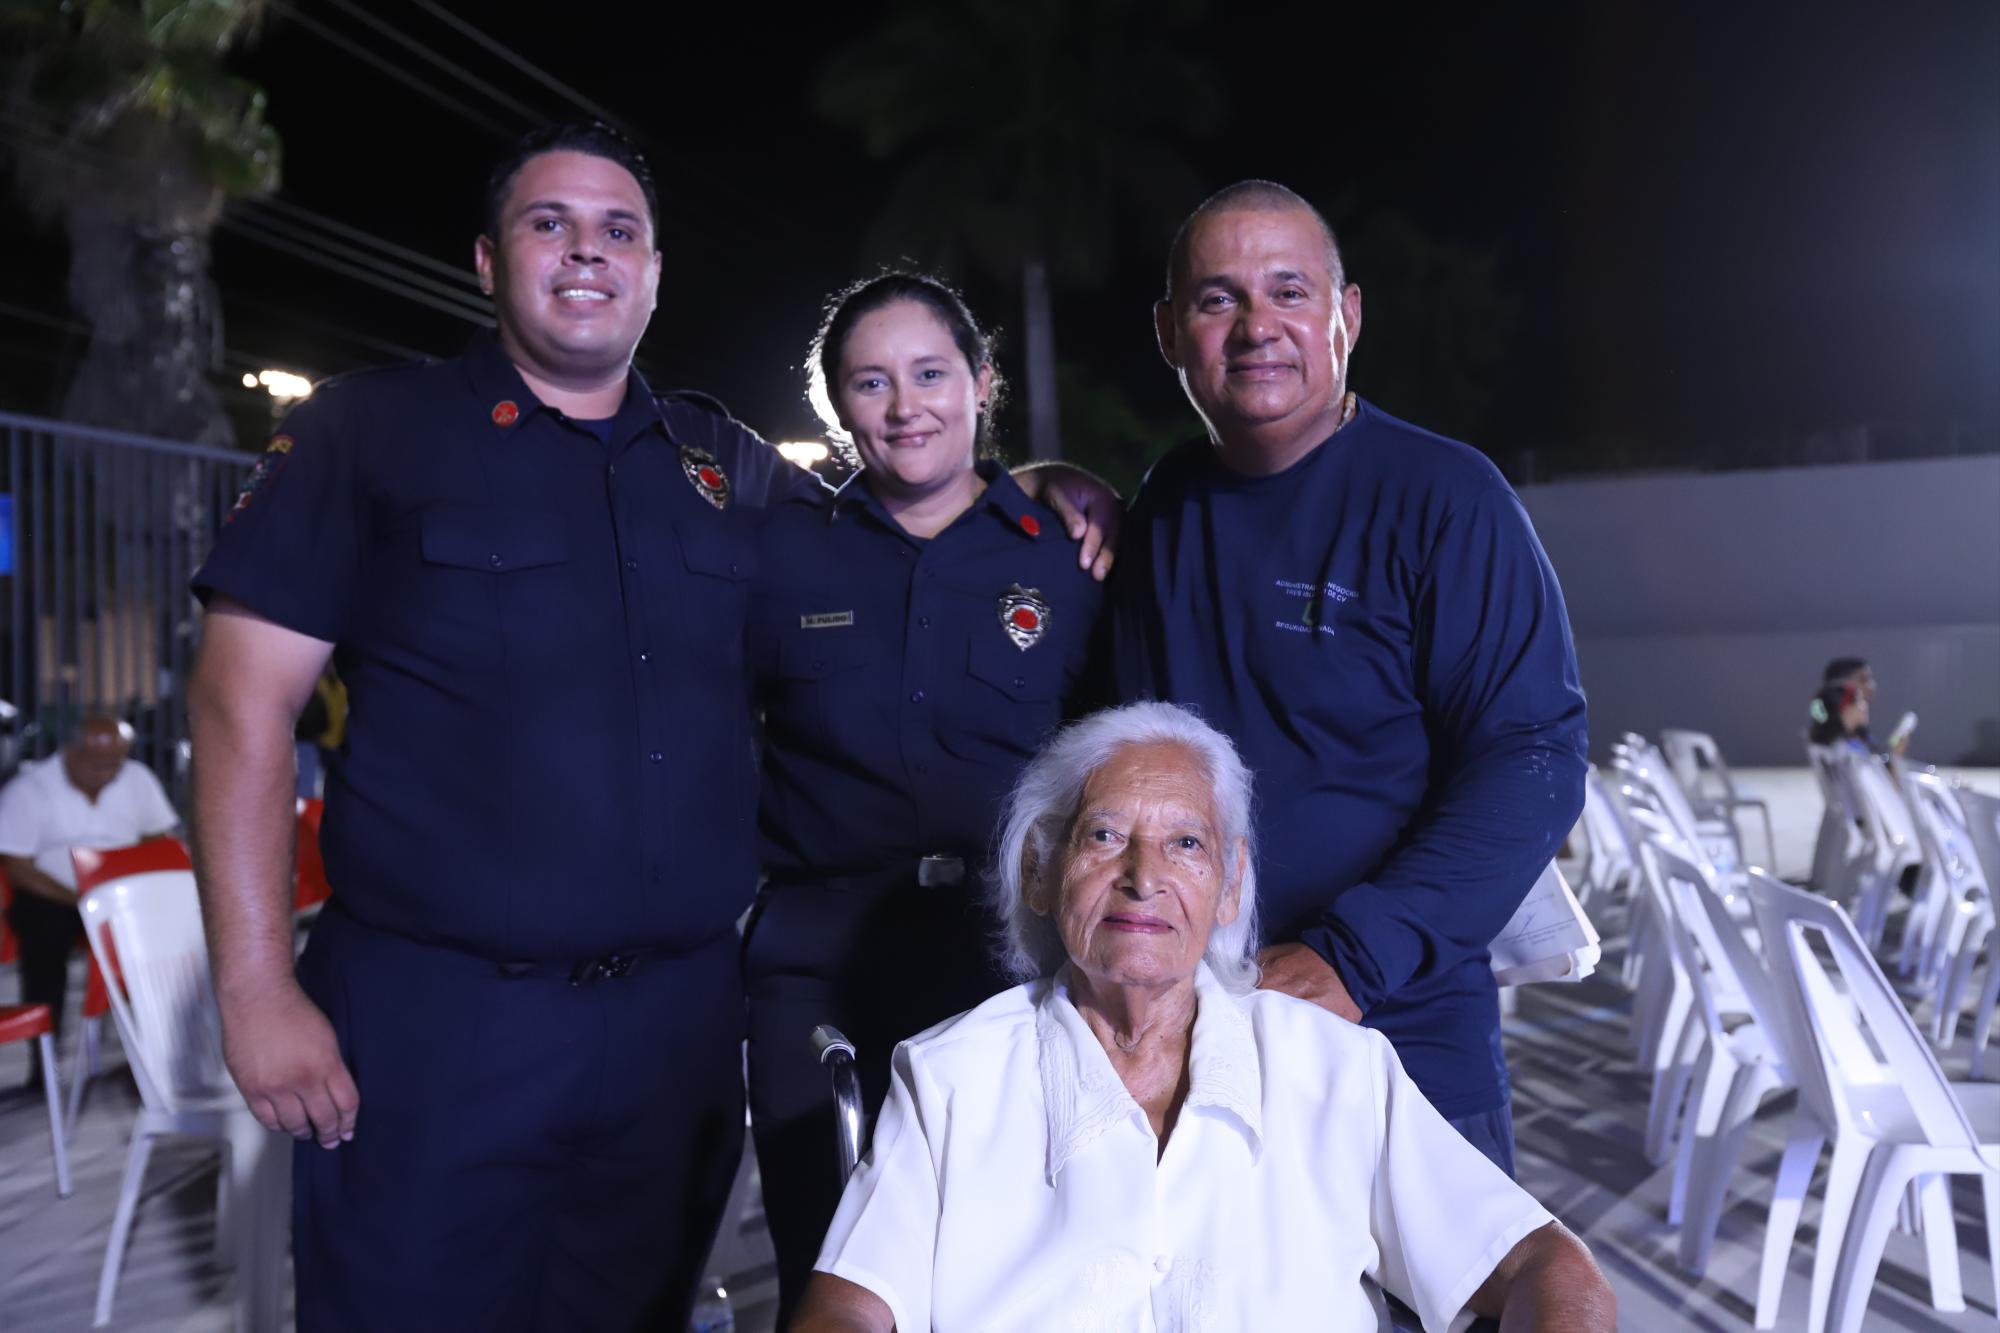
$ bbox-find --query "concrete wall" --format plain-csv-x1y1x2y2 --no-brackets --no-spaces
1520,455,2000,765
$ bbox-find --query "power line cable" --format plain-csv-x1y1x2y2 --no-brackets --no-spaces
219,208,493,321
243,196,480,290
269,2,518,139
404,0,633,134
220,213,495,327
392,0,772,227
319,0,554,127
1,97,480,299
0,104,492,327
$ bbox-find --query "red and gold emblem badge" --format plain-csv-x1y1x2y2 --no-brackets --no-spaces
680,445,730,510
491,400,519,427
998,584,1050,650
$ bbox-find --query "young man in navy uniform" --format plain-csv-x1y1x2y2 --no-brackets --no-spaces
190,124,802,1329
1103,181,1588,1176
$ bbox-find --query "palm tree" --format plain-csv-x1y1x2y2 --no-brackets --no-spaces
1,0,279,446
815,0,1217,460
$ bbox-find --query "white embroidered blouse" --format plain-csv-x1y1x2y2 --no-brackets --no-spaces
815,964,1553,1332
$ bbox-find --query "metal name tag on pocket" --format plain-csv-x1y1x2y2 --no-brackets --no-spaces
801,611,855,629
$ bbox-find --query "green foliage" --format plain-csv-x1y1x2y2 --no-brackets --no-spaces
1340,209,1515,446
814,0,1217,285
2,0,280,219
1052,362,1193,498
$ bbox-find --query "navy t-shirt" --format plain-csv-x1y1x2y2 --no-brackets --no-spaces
1104,397,1587,1118
749,460,1103,881
193,332,813,962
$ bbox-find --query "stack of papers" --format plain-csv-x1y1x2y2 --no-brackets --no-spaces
1490,862,1602,987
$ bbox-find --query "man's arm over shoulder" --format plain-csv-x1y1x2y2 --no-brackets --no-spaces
1304,481,1588,1011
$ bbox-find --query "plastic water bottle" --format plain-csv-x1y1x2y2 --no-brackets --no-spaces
689,1276,735,1333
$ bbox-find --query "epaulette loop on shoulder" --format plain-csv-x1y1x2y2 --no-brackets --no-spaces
656,388,737,422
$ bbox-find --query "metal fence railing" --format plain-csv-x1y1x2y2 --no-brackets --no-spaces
1,410,253,791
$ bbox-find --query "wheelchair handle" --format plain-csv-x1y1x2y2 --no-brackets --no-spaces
811,1024,865,1184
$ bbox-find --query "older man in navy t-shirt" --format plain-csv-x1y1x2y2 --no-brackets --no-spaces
1103,180,1588,1174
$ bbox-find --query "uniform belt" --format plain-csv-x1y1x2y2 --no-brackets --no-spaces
917,854,966,888
772,854,968,893
495,952,651,985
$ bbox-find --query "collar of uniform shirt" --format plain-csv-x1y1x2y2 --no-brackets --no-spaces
456,328,663,449
823,458,1047,540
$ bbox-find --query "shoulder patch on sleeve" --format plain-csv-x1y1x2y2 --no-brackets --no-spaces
227,433,296,523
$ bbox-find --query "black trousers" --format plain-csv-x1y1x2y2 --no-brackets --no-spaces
292,905,745,1332
7,892,77,1040
743,876,1009,1324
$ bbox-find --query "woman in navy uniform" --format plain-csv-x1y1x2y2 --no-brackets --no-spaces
744,273,1103,1314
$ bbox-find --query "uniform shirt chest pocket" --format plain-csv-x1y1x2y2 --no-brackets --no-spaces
937,624,1069,763
771,631,891,744
408,505,575,670
672,520,758,669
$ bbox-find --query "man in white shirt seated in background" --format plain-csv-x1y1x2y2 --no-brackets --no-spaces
0,715,180,1089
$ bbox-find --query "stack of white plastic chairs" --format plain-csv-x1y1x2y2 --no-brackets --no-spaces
1589,731,2000,1332
1660,727,1778,870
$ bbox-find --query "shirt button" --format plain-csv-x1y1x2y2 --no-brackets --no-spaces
638,652,651,663
488,554,503,568
909,690,925,704
1012,676,1027,689
918,616,931,629
729,562,740,576
608,463,617,476
648,751,663,763
625,559,639,571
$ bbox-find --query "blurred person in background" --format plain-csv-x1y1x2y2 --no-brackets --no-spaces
744,272,1104,1318
0,715,179,1089
1811,657,1912,755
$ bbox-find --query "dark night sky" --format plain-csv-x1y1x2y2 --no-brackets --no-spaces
3,1,1994,479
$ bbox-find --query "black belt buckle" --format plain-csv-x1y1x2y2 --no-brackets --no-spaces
569,953,638,986
917,855,965,888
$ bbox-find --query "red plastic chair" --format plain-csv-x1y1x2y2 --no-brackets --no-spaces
294,797,331,914
66,839,190,1138
0,1001,72,1197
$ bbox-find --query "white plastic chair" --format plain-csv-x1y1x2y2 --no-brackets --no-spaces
1806,742,1859,895
74,849,289,1331
1745,873,1999,1333
1931,786,2000,1067
1646,844,1792,1277
1660,728,1777,869
1576,767,1639,911
1892,772,1989,996
1837,753,1922,948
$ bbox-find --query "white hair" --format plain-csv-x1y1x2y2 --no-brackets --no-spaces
987,701,1261,994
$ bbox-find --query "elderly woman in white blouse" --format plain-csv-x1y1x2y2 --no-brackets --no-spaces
793,701,1615,1333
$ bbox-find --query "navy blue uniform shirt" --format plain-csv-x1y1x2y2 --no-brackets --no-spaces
750,461,1102,881
1104,398,1587,1118
194,332,810,962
